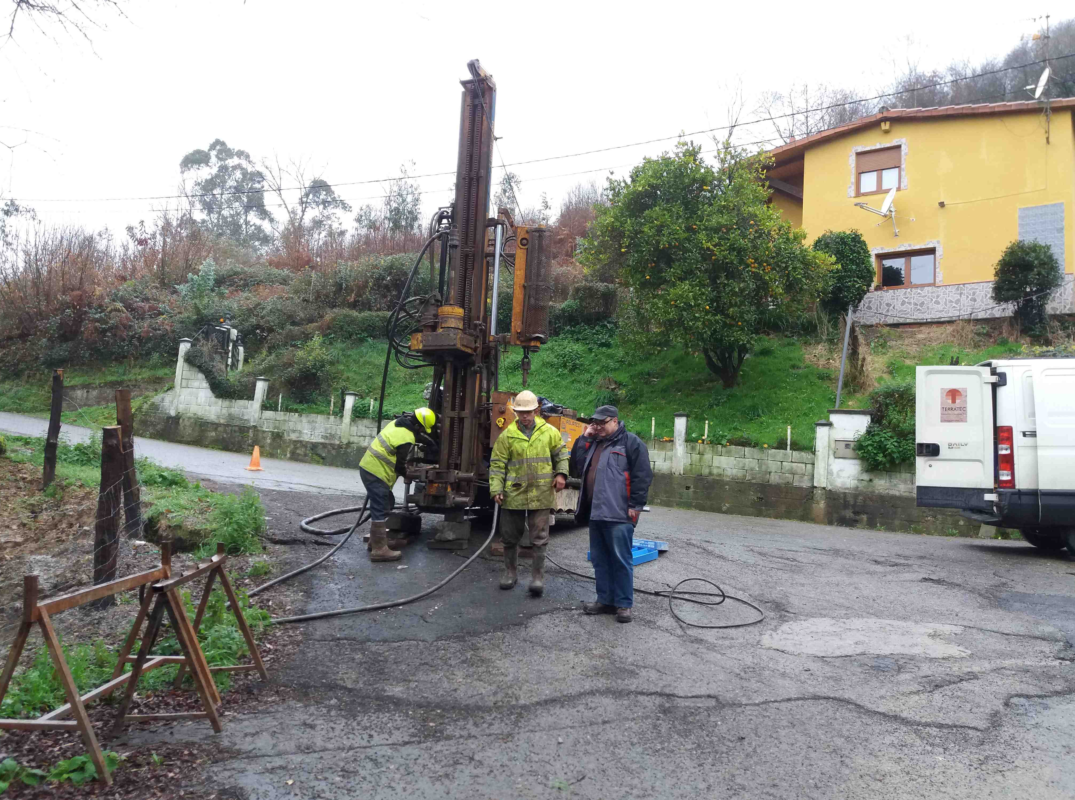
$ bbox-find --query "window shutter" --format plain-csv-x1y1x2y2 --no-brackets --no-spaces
857,147,901,173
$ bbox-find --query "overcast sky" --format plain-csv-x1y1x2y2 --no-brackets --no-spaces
0,1,1045,235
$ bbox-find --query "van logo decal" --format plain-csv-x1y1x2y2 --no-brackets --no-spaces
941,388,968,423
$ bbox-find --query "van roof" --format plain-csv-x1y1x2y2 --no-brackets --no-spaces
977,357,1075,367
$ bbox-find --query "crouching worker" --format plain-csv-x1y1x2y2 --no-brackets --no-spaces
358,407,436,562
489,390,569,596
570,405,652,624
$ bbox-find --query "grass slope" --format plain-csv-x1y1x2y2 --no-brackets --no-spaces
0,321,1047,451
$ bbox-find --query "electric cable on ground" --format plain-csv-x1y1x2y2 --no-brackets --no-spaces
544,552,765,629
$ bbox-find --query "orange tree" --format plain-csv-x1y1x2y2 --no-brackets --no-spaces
581,142,831,388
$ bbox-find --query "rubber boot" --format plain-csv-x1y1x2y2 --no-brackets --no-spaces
369,521,401,562
387,533,410,550
499,545,518,589
528,546,546,597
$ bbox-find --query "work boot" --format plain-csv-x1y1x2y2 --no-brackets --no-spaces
387,533,410,550
583,602,616,615
616,608,632,624
499,545,518,589
528,546,546,597
368,521,401,562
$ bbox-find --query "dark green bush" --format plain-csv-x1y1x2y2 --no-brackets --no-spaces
547,342,587,373
214,264,294,291
252,336,341,404
551,282,618,332
184,340,256,400
328,310,391,341
992,240,1063,336
812,230,873,314
855,425,916,472
855,381,916,471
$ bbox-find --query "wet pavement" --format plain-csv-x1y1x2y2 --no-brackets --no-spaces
118,489,1075,800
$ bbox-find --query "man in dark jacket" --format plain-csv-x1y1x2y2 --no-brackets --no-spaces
569,405,652,623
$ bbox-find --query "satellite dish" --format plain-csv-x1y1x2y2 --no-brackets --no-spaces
1034,67,1051,99
880,187,897,215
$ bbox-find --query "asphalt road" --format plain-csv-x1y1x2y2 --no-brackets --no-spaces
0,411,403,500
122,495,1075,800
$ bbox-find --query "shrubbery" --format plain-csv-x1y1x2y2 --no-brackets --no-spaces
992,240,1063,336
855,381,916,471
251,335,340,403
812,230,873,314
550,282,617,332
328,309,391,341
184,340,256,399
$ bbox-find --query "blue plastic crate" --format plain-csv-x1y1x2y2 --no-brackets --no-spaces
587,544,659,566
632,538,669,553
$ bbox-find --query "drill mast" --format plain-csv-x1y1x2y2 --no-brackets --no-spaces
404,60,551,547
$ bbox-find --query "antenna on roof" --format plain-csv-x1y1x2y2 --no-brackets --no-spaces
1025,66,1051,99
854,187,899,237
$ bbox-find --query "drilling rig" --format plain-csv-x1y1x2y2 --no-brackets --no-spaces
386,60,584,550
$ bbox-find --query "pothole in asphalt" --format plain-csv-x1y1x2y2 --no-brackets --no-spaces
761,618,970,658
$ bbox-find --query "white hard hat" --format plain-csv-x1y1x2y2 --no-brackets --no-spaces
513,390,539,412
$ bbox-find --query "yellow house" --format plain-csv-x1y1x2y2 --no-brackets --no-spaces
766,99,1075,324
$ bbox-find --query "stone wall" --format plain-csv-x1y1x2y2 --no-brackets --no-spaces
648,439,815,489
855,273,1075,325
646,473,967,536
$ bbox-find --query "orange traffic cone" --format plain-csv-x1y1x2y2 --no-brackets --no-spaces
246,446,263,471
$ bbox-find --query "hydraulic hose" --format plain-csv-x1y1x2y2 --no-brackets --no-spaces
248,498,369,599
270,506,498,625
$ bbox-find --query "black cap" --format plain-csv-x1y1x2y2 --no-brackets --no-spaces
593,404,619,421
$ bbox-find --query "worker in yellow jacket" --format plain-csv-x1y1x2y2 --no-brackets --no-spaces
488,390,569,596
359,407,436,562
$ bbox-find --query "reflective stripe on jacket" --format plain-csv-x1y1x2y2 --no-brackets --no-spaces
488,418,570,510
359,420,415,486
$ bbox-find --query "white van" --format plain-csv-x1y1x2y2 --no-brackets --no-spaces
916,359,1075,550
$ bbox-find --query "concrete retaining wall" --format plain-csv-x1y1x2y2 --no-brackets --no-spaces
646,473,967,535
648,439,815,488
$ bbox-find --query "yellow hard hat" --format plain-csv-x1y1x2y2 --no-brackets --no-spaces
414,407,436,434
513,390,539,412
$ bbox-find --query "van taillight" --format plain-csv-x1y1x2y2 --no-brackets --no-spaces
997,426,1014,489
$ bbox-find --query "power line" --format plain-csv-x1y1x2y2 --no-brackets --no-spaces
10,53,1073,207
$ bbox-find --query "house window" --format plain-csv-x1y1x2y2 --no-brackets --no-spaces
877,249,935,289
856,146,901,197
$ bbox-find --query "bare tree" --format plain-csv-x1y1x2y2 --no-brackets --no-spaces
755,84,877,145
3,0,123,44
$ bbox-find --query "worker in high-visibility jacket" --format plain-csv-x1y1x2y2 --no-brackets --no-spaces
488,390,569,596
359,407,436,562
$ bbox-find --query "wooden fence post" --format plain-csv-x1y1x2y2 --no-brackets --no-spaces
92,427,124,609
42,369,64,490
115,390,143,540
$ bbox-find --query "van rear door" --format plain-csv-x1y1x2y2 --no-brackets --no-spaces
1029,362,1075,493
915,366,995,511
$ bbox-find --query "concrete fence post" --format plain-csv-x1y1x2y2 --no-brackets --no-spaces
174,338,192,414
672,412,689,476
237,345,245,371
813,420,833,489
252,377,270,426
175,338,192,391
342,391,358,443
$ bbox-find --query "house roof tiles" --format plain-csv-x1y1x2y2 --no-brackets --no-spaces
766,98,1075,168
